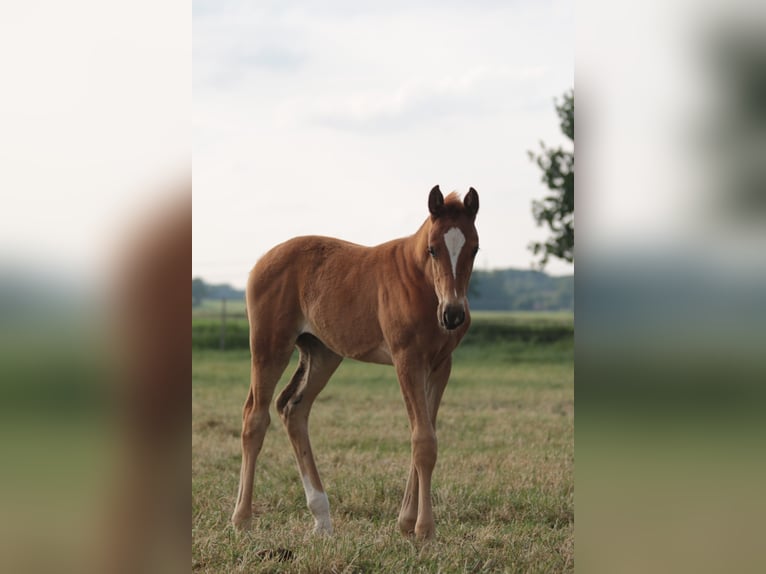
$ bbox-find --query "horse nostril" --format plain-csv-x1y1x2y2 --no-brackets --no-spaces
443,306,465,330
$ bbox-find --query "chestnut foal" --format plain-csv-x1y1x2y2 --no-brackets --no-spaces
231,185,479,539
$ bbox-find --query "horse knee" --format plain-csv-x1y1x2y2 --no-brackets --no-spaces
242,409,270,441
412,430,437,470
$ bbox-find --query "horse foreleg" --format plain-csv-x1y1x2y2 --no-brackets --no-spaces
396,356,452,539
398,465,419,535
394,355,443,540
427,358,452,423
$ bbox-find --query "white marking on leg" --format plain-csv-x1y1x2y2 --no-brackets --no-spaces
444,227,466,279
301,474,332,534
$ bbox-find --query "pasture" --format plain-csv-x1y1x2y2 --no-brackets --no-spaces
192,311,573,573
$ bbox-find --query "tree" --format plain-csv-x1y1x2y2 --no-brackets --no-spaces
192,277,208,307
528,89,574,268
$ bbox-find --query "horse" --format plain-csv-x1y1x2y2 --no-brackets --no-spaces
231,185,480,540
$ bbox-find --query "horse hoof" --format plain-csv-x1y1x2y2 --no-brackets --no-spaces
397,518,416,537
231,512,252,531
414,524,435,541
312,521,333,536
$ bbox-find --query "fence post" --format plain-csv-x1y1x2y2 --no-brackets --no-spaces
219,298,227,351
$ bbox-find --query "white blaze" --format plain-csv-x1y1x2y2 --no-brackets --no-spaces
444,227,466,280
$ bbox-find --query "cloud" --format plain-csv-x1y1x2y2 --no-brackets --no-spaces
193,1,574,281
310,66,547,132
248,45,307,72
193,2,311,89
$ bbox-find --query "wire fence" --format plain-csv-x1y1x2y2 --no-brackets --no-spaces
193,298,248,350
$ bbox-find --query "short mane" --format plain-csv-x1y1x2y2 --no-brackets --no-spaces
444,191,461,205
440,191,466,218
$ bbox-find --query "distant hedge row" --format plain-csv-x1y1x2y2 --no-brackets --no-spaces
461,320,573,346
192,316,573,350
192,318,249,350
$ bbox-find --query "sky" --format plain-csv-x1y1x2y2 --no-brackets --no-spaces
193,0,574,288
0,1,190,287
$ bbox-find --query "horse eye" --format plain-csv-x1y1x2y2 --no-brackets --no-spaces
472,246,479,258
427,246,436,258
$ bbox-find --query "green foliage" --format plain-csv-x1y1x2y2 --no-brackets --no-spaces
462,311,573,346
192,278,245,308
192,317,248,349
193,310,573,351
192,277,208,307
528,89,574,268
470,269,573,311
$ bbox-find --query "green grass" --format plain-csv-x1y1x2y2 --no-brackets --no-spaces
192,315,573,573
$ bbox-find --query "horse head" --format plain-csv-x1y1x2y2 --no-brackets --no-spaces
426,185,480,330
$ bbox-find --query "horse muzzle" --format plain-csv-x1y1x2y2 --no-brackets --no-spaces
441,303,466,331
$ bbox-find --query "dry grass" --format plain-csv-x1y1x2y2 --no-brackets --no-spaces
193,335,573,573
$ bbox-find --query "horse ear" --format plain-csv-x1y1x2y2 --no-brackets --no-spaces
428,185,444,218
464,187,479,218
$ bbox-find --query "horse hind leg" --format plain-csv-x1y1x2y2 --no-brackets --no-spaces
231,342,293,530
277,334,342,535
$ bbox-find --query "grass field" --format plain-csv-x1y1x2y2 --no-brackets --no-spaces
192,312,573,573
